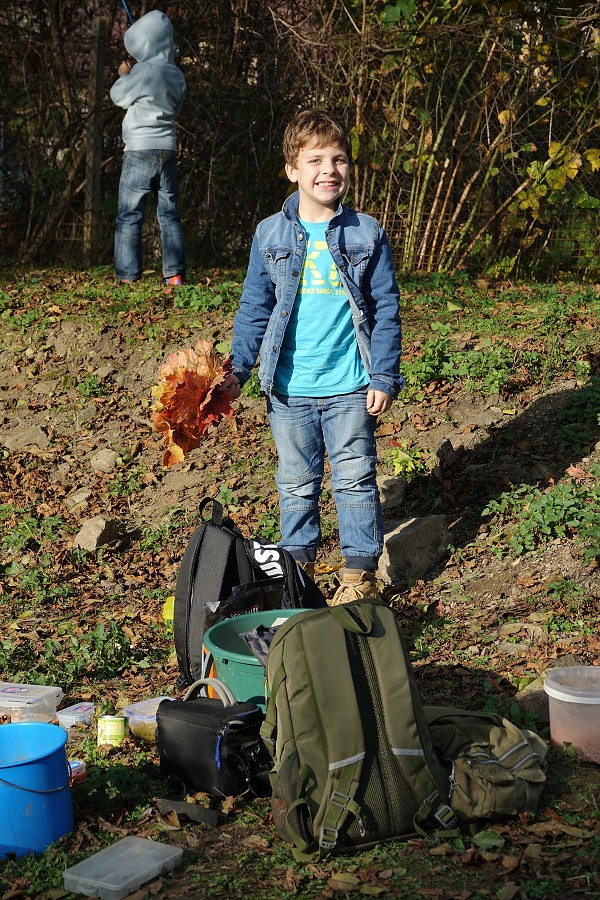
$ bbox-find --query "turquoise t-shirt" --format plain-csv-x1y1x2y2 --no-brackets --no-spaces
273,219,369,397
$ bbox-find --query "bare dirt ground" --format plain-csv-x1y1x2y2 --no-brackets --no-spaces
1,272,599,898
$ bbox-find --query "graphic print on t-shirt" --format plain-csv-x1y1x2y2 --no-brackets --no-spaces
302,238,340,291
273,221,368,397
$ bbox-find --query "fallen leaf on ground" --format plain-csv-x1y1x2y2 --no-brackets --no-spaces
496,885,520,900
329,872,361,891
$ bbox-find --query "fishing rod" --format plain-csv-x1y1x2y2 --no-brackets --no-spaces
120,0,134,25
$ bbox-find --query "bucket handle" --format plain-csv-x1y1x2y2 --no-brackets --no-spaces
0,774,70,795
183,678,237,706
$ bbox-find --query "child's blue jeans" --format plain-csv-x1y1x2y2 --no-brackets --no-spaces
266,389,383,570
114,150,185,281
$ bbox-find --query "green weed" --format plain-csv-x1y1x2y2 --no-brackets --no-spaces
0,845,69,896
482,470,600,563
75,758,160,820
544,578,588,609
403,326,529,396
0,505,66,553
556,423,597,454
256,510,281,543
17,559,76,605
77,373,109,398
242,372,263,398
173,279,242,313
0,637,35,673
559,378,600,425
1,618,155,688
2,308,45,331
481,685,544,733
107,465,144,498
403,323,454,388
402,272,470,306
36,619,153,689
518,878,562,898
1,506,77,607
385,439,429,481
217,484,236,506
544,615,594,639
137,509,190,552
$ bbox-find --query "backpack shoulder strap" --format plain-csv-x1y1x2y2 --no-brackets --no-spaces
174,497,254,688
263,607,367,856
334,603,456,832
174,498,216,687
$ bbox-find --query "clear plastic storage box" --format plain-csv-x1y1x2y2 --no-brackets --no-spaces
123,696,172,742
0,682,63,722
63,836,183,900
57,702,95,729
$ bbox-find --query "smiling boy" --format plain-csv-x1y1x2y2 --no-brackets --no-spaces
221,109,403,603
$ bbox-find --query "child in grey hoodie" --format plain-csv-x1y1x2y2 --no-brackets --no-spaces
110,9,186,284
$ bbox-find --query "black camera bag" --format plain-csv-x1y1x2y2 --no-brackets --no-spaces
157,678,270,798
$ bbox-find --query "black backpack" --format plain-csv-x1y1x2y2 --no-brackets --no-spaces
174,497,326,690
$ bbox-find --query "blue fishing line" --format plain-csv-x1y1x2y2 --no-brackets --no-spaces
120,0,134,25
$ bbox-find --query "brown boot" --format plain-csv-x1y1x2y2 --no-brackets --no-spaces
329,569,379,606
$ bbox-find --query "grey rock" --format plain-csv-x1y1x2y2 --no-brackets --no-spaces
2,423,49,451
436,439,459,466
377,475,406,513
514,692,549,724
496,641,530,656
377,515,450,584
32,380,59,396
65,488,92,512
90,449,119,472
76,403,99,427
74,515,119,551
94,364,115,380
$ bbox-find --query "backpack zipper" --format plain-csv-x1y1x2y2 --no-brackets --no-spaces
467,739,538,771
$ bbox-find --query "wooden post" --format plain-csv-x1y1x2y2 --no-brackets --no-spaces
84,17,107,268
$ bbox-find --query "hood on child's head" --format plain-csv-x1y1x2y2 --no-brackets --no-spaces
124,9,175,64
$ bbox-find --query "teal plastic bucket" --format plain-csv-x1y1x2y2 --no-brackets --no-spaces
204,609,308,711
0,723,74,859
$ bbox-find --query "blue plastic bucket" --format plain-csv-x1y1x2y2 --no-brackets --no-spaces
0,723,74,859
204,609,308,711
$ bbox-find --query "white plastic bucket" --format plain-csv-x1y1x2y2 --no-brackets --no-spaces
543,667,600,764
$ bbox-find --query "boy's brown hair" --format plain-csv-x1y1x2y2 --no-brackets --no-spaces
283,109,351,166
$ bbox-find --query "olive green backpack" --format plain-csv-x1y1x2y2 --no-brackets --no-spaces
260,601,548,859
424,706,548,824
260,601,457,859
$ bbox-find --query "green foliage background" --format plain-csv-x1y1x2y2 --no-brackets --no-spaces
0,0,598,276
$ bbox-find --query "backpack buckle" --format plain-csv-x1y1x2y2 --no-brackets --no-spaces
330,790,352,810
425,791,458,829
434,803,457,829
319,826,338,850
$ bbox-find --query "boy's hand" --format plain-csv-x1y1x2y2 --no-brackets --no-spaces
118,59,133,76
366,389,392,416
219,372,241,399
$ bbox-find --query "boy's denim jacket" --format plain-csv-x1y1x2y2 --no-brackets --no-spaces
231,191,404,398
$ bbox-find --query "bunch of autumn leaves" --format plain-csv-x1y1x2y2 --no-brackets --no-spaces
151,340,233,468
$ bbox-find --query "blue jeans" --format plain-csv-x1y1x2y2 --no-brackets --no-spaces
114,150,186,281
267,390,383,570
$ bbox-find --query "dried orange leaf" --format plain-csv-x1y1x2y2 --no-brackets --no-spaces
151,339,233,467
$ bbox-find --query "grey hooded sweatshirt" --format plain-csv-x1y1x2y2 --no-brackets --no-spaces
110,10,186,151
